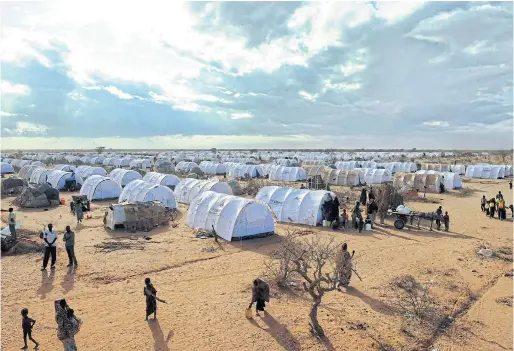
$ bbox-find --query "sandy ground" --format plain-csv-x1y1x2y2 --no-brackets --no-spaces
1,178,512,351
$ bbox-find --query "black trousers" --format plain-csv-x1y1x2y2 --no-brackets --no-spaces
42,246,56,268
66,246,78,265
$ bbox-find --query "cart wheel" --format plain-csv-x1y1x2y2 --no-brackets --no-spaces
394,219,405,230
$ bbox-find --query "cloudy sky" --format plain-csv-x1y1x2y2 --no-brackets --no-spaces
1,1,512,150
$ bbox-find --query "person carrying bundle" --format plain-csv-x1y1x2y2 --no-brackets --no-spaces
249,278,270,316
336,243,355,287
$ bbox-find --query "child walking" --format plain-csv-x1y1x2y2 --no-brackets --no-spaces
21,308,39,349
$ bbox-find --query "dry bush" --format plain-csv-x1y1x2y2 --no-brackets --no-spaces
264,229,339,337
496,296,513,307
244,178,268,196
408,196,440,204
452,188,478,197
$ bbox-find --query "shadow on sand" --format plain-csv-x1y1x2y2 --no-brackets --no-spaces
147,319,172,351
61,266,77,294
344,286,396,316
247,312,301,350
37,268,56,299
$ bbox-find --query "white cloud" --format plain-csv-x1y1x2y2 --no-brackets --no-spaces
422,120,450,127
15,121,49,135
375,2,426,24
1,80,30,95
67,90,87,101
299,91,318,102
230,112,252,120
0,110,16,117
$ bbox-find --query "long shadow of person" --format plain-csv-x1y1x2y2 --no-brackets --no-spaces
37,269,55,299
148,319,171,351
261,313,301,351
61,266,76,294
344,286,396,316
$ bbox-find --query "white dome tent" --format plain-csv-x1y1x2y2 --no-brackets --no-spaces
199,161,226,175
109,168,142,187
54,164,76,172
398,162,417,173
75,166,107,180
47,170,83,190
174,178,233,205
119,180,177,209
187,191,275,241
113,158,131,167
80,175,122,200
0,162,15,174
323,169,364,186
415,171,462,190
19,165,41,180
129,159,152,169
362,169,392,184
268,166,307,182
256,186,335,226
29,168,53,184
143,172,180,190
227,164,263,178
175,161,200,173
450,165,466,175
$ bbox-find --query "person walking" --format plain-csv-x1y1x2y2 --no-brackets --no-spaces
144,278,166,321
75,202,83,225
480,196,487,212
489,198,496,218
21,308,39,350
249,278,270,316
341,209,348,229
41,224,58,270
435,206,443,230
56,299,81,351
63,226,78,268
367,199,378,229
443,211,450,232
510,181,512,190
8,207,16,241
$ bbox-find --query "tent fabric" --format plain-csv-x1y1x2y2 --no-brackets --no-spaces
1,162,15,174
187,191,275,241
306,165,328,177
323,169,363,186
54,164,76,172
227,164,263,178
260,164,279,177
19,165,40,180
119,179,177,209
30,161,45,167
129,159,152,169
175,161,200,173
29,167,52,184
153,160,175,173
113,158,131,167
76,166,107,180
415,171,462,190
422,163,451,172
255,186,335,226
174,178,233,204
335,161,359,170
268,166,307,182
80,175,122,200
199,161,226,175
143,172,180,189
395,172,441,193
361,168,392,184
450,165,466,175
109,168,142,187
47,170,83,190
464,165,505,179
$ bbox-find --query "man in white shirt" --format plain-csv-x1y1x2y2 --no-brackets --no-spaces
8,207,16,241
41,223,58,270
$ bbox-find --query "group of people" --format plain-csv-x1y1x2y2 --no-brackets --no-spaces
481,191,512,220
40,224,78,270
20,299,81,351
434,206,450,232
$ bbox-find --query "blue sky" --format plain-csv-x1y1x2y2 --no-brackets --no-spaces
1,1,512,149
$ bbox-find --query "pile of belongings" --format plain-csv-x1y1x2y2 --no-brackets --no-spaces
396,205,413,214
105,201,169,233
1,177,28,195
13,183,60,208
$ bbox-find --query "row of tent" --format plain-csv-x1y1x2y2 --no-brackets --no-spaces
393,171,462,193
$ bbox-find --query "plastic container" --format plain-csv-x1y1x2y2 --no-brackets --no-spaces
365,223,372,231
60,199,65,205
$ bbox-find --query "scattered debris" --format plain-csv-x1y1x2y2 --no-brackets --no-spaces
505,269,513,278
496,297,512,307
93,240,145,253
348,322,368,331
478,248,493,258
201,247,218,253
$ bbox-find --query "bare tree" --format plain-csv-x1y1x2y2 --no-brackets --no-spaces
95,146,106,154
266,231,339,337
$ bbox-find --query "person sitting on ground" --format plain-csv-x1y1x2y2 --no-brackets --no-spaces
300,184,306,189
21,308,39,350
443,211,450,232
249,278,270,316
